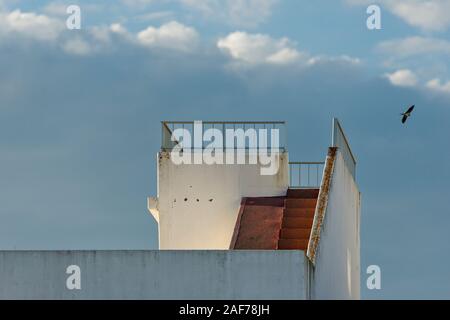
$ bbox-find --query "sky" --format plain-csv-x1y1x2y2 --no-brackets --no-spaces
0,0,450,299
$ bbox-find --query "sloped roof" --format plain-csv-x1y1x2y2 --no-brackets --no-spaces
230,197,285,250
230,190,319,250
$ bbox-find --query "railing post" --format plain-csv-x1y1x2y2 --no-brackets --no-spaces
288,161,325,189
161,121,287,151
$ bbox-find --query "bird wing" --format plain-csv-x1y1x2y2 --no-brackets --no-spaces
402,114,408,123
406,105,415,114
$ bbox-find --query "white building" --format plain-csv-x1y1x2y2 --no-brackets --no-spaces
0,118,360,300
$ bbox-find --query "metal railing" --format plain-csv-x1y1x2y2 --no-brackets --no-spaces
332,118,356,178
161,121,287,151
289,162,325,188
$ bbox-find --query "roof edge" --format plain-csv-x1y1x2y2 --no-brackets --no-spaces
229,198,247,249
306,147,337,264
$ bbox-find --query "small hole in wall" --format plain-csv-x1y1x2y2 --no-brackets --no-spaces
196,199,199,202
209,199,213,202
184,198,188,201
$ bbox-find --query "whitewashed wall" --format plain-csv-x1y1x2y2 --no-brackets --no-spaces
151,151,289,249
312,151,361,299
0,250,306,300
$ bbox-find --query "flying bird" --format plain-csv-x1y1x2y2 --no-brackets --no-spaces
401,105,415,124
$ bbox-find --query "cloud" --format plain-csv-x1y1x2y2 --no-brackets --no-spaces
426,78,450,93
0,9,64,41
385,69,419,87
110,23,129,36
58,23,134,56
180,0,278,28
307,55,361,66
384,69,450,96
378,36,450,58
63,23,138,56
89,23,131,43
377,36,450,90
0,7,198,56
0,6,359,68
347,0,450,31
217,32,302,65
384,0,450,32
137,21,199,52
62,36,92,55
217,31,361,69
62,21,200,56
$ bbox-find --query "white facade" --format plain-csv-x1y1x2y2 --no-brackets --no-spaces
311,150,361,299
148,151,289,249
0,250,306,300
